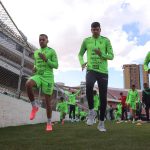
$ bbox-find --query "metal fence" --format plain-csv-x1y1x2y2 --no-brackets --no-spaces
0,1,39,101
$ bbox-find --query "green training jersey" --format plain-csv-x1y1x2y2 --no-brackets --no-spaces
126,89,140,104
65,90,80,105
78,36,114,74
94,94,100,111
144,52,150,71
56,101,68,112
34,47,58,80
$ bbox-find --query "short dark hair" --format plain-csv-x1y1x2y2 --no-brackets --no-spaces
143,83,148,86
120,92,123,95
132,84,135,88
60,97,64,100
91,22,100,28
39,34,48,39
143,83,148,88
93,90,97,95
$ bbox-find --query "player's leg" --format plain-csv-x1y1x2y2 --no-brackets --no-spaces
62,112,66,125
145,105,149,121
45,94,53,131
69,105,73,121
132,102,137,123
86,71,97,125
121,107,124,121
125,107,128,120
43,81,54,131
25,76,40,120
97,73,108,132
69,105,72,120
97,108,100,121
132,105,136,123
73,105,75,121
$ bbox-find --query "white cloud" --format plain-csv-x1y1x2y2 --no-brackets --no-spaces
1,0,150,73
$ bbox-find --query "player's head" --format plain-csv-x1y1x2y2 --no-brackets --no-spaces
132,84,136,90
91,22,101,38
143,83,149,89
120,92,123,96
93,90,97,95
39,34,48,48
72,91,75,94
60,97,64,102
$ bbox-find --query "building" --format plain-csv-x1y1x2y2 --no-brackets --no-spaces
0,20,35,94
123,64,149,90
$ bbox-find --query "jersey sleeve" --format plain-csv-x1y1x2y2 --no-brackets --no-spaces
64,91,70,96
144,52,150,71
78,39,87,66
47,50,58,69
126,91,130,104
56,103,60,111
74,90,80,96
33,51,38,68
101,38,114,60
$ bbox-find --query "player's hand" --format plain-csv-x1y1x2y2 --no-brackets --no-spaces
38,53,47,62
82,62,87,71
94,48,101,56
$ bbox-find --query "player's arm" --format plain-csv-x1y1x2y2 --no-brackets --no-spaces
74,90,81,96
101,38,114,60
126,92,130,104
64,91,70,96
46,50,58,69
33,52,37,73
144,52,150,71
78,39,87,70
136,92,140,103
56,103,60,111
135,91,140,103
64,102,68,113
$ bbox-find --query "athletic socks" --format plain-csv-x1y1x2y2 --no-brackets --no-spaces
31,100,37,107
47,118,51,124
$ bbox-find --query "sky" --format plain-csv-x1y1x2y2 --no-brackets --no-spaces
1,0,150,88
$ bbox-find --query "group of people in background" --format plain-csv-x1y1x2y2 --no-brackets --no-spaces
56,89,88,124
113,83,150,124
56,81,150,126
56,89,101,125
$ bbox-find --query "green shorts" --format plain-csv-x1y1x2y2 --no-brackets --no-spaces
30,74,54,95
60,111,67,118
130,102,136,110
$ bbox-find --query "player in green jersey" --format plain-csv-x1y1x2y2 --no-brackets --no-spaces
78,22,114,132
144,52,150,73
56,97,68,125
26,34,58,131
126,85,140,123
65,90,80,122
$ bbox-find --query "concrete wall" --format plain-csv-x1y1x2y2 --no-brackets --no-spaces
0,93,60,128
